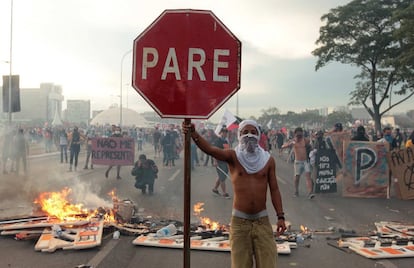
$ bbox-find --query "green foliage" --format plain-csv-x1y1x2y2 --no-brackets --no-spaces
257,108,328,130
257,107,280,126
312,0,414,132
395,3,414,67
326,111,354,128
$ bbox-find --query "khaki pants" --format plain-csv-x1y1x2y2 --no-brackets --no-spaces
230,216,277,268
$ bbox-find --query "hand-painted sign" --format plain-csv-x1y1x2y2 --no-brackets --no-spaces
342,141,389,198
325,132,351,169
386,146,414,200
91,137,135,166
314,149,337,193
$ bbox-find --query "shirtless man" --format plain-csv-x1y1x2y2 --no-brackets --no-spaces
283,127,314,198
182,119,286,268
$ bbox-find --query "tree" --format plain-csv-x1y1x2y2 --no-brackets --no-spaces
326,111,354,129
312,0,414,133
394,3,414,99
395,3,414,67
257,107,280,128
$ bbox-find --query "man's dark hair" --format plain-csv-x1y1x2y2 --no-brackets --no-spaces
294,127,303,134
357,125,366,134
334,123,343,131
383,126,392,132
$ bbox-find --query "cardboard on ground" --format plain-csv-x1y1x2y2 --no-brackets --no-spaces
35,219,104,253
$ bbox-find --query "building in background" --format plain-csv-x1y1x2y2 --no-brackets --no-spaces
350,107,371,125
65,99,90,126
318,106,349,117
0,83,63,125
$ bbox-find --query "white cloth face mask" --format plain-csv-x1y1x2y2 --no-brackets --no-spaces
240,134,259,153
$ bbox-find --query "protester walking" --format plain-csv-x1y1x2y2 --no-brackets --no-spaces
84,130,95,169
211,127,231,199
152,126,162,158
282,127,314,199
59,128,68,163
68,126,83,172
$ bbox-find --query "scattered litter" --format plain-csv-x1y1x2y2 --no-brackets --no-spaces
336,221,414,259
388,209,400,213
326,241,352,254
112,230,120,240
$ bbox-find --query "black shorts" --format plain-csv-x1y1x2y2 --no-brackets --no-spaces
216,163,229,181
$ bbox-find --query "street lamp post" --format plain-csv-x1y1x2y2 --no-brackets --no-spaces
124,83,130,109
120,49,132,127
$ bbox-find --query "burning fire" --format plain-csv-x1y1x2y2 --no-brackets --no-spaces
34,187,116,223
193,202,205,215
34,188,87,220
193,202,221,230
300,225,309,234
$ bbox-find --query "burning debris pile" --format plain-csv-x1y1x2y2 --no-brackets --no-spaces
193,202,227,232
0,189,235,253
33,188,117,222
0,188,126,252
132,202,301,254
0,189,305,255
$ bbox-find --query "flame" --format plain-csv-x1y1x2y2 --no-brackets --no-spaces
108,189,118,202
193,202,221,230
300,225,309,234
34,188,88,221
193,202,205,216
34,188,117,223
200,216,220,230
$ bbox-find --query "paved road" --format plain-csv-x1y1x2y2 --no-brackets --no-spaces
0,144,413,268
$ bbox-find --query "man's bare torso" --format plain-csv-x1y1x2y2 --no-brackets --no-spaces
227,151,272,214
293,139,307,161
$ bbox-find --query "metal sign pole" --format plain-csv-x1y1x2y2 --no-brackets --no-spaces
8,0,14,124
183,118,191,268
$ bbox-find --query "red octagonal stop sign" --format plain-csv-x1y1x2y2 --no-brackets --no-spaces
132,9,241,119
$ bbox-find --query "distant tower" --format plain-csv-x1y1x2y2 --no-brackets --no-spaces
51,106,63,127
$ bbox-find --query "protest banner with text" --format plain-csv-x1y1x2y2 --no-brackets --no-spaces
314,148,338,193
386,146,414,200
91,137,135,166
325,132,351,169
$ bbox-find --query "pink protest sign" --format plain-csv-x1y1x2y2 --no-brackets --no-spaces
91,137,135,166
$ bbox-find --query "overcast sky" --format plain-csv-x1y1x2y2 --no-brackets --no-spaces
0,0,412,122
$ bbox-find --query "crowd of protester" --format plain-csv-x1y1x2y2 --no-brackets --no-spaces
0,123,185,174
1,120,413,178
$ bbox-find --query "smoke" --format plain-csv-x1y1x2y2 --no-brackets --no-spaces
68,177,113,209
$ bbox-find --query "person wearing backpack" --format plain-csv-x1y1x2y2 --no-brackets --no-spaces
68,126,84,172
131,154,158,195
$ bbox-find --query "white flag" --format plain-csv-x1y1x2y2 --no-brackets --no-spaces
266,119,272,129
215,109,238,135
